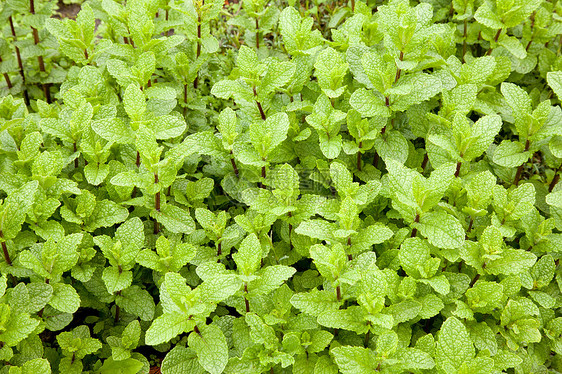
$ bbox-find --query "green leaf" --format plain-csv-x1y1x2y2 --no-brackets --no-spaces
145,313,190,346
465,115,503,161
259,62,295,97
1,181,39,240
151,115,186,140
249,112,289,157
317,307,368,333
19,358,51,374
394,348,436,370
188,324,228,374
416,211,465,249
49,283,81,314
84,200,129,231
152,204,195,234
399,237,438,279
84,163,110,186
493,141,529,167
91,118,134,144
349,88,390,118
232,234,262,277
117,286,155,321
198,275,242,303
123,84,146,121
236,46,259,76
100,357,143,374
501,82,532,119
486,248,537,275
547,71,562,100
102,267,133,294
161,346,204,374
474,2,503,29
436,317,475,373
331,346,378,374
290,289,340,316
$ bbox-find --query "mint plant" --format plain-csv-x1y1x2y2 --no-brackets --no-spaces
1,0,562,373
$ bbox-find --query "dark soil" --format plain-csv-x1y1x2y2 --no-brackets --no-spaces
53,1,81,19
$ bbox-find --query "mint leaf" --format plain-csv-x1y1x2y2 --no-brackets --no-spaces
188,324,228,374
436,317,475,373
331,346,378,374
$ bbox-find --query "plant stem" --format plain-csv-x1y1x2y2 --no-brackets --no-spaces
486,28,502,56
0,230,11,266
229,150,239,177
244,283,250,313
421,153,429,172
154,173,160,234
462,19,467,62
394,51,404,83
259,165,266,189
114,290,122,322
513,139,530,186
136,151,140,167
350,0,355,11
372,152,379,168
30,0,50,103
469,273,480,287
194,2,203,89
9,16,29,105
336,285,341,301
357,141,362,171
73,142,78,168
0,57,12,89
454,161,462,177
255,17,260,49
194,324,202,336
183,83,188,117
288,211,293,250
526,12,535,52
549,166,561,192
411,214,420,238
253,86,266,120
1,241,11,267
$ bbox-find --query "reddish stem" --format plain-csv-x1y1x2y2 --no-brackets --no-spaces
1,241,11,266
9,16,28,105
411,214,420,237
183,83,188,117
462,19,467,63
253,86,266,120
114,290,122,322
154,173,160,234
421,153,429,171
549,167,561,192
259,166,266,189
486,29,502,56
244,283,250,312
255,18,260,49
230,150,239,177
454,161,462,177
513,140,530,186
394,51,404,83
357,141,362,171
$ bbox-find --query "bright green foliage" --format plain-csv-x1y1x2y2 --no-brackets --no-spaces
0,0,561,372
